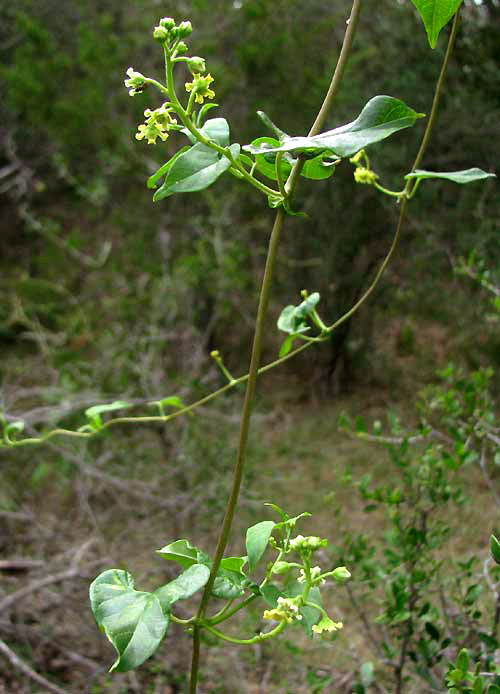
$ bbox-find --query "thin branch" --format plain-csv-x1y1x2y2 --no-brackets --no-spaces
0,638,70,694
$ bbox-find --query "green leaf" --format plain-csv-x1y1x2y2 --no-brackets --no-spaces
199,117,230,146
85,401,132,429
409,0,463,48
246,520,275,571
456,648,469,674
89,569,168,672
147,147,191,189
212,568,249,599
301,153,338,180
277,293,321,335
256,110,289,141
219,556,247,572
490,535,500,565
154,564,209,612
487,685,500,694
4,421,25,439
244,96,423,159
260,583,283,607
473,677,484,694
156,539,209,569
196,103,219,128
405,168,496,184
153,143,240,200
250,136,294,181
360,662,374,687
279,334,299,357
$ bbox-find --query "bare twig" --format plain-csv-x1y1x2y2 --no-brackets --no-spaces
0,637,70,694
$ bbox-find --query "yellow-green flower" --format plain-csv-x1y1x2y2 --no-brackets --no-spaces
135,103,177,145
185,73,215,104
353,167,378,185
312,616,343,634
263,597,302,624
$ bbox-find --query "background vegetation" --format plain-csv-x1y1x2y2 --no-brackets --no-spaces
0,1,498,692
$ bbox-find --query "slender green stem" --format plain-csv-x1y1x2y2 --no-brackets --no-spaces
203,620,286,645
325,198,407,333
208,594,258,626
189,2,363,691
410,10,460,175
188,626,201,694
373,181,405,198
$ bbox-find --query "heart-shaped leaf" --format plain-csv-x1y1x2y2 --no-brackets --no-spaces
89,569,168,672
244,96,423,159
157,539,210,568
405,168,496,184
154,564,210,611
409,0,463,48
246,520,275,571
153,142,240,200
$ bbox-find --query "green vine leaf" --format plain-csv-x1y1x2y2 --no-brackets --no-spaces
89,569,169,672
409,0,463,48
153,143,240,200
405,168,496,184
85,401,132,430
157,539,210,568
212,567,249,599
154,564,210,612
244,96,423,159
246,521,275,571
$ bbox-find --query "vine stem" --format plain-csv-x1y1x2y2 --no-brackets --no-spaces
410,10,460,174
189,2,363,692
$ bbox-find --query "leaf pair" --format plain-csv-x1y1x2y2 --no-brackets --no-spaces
89,564,209,672
245,96,424,160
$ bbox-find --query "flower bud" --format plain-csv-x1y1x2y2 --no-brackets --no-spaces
159,17,175,30
177,21,193,38
271,561,292,574
176,41,189,54
332,566,351,582
187,56,207,75
153,25,170,42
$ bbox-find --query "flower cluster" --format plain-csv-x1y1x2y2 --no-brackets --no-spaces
289,535,328,553
354,167,379,185
311,615,343,635
263,597,302,624
135,103,178,145
297,565,325,585
124,67,146,96
153,17,192,44
185,73,215,104
349,149,378,185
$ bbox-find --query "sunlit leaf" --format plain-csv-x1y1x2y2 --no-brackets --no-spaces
89,569,168,672
246,521,275,571
154,564,210,611
244,97,423,159
409,0,463,48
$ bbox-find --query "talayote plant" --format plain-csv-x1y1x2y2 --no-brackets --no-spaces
1,2,496,691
